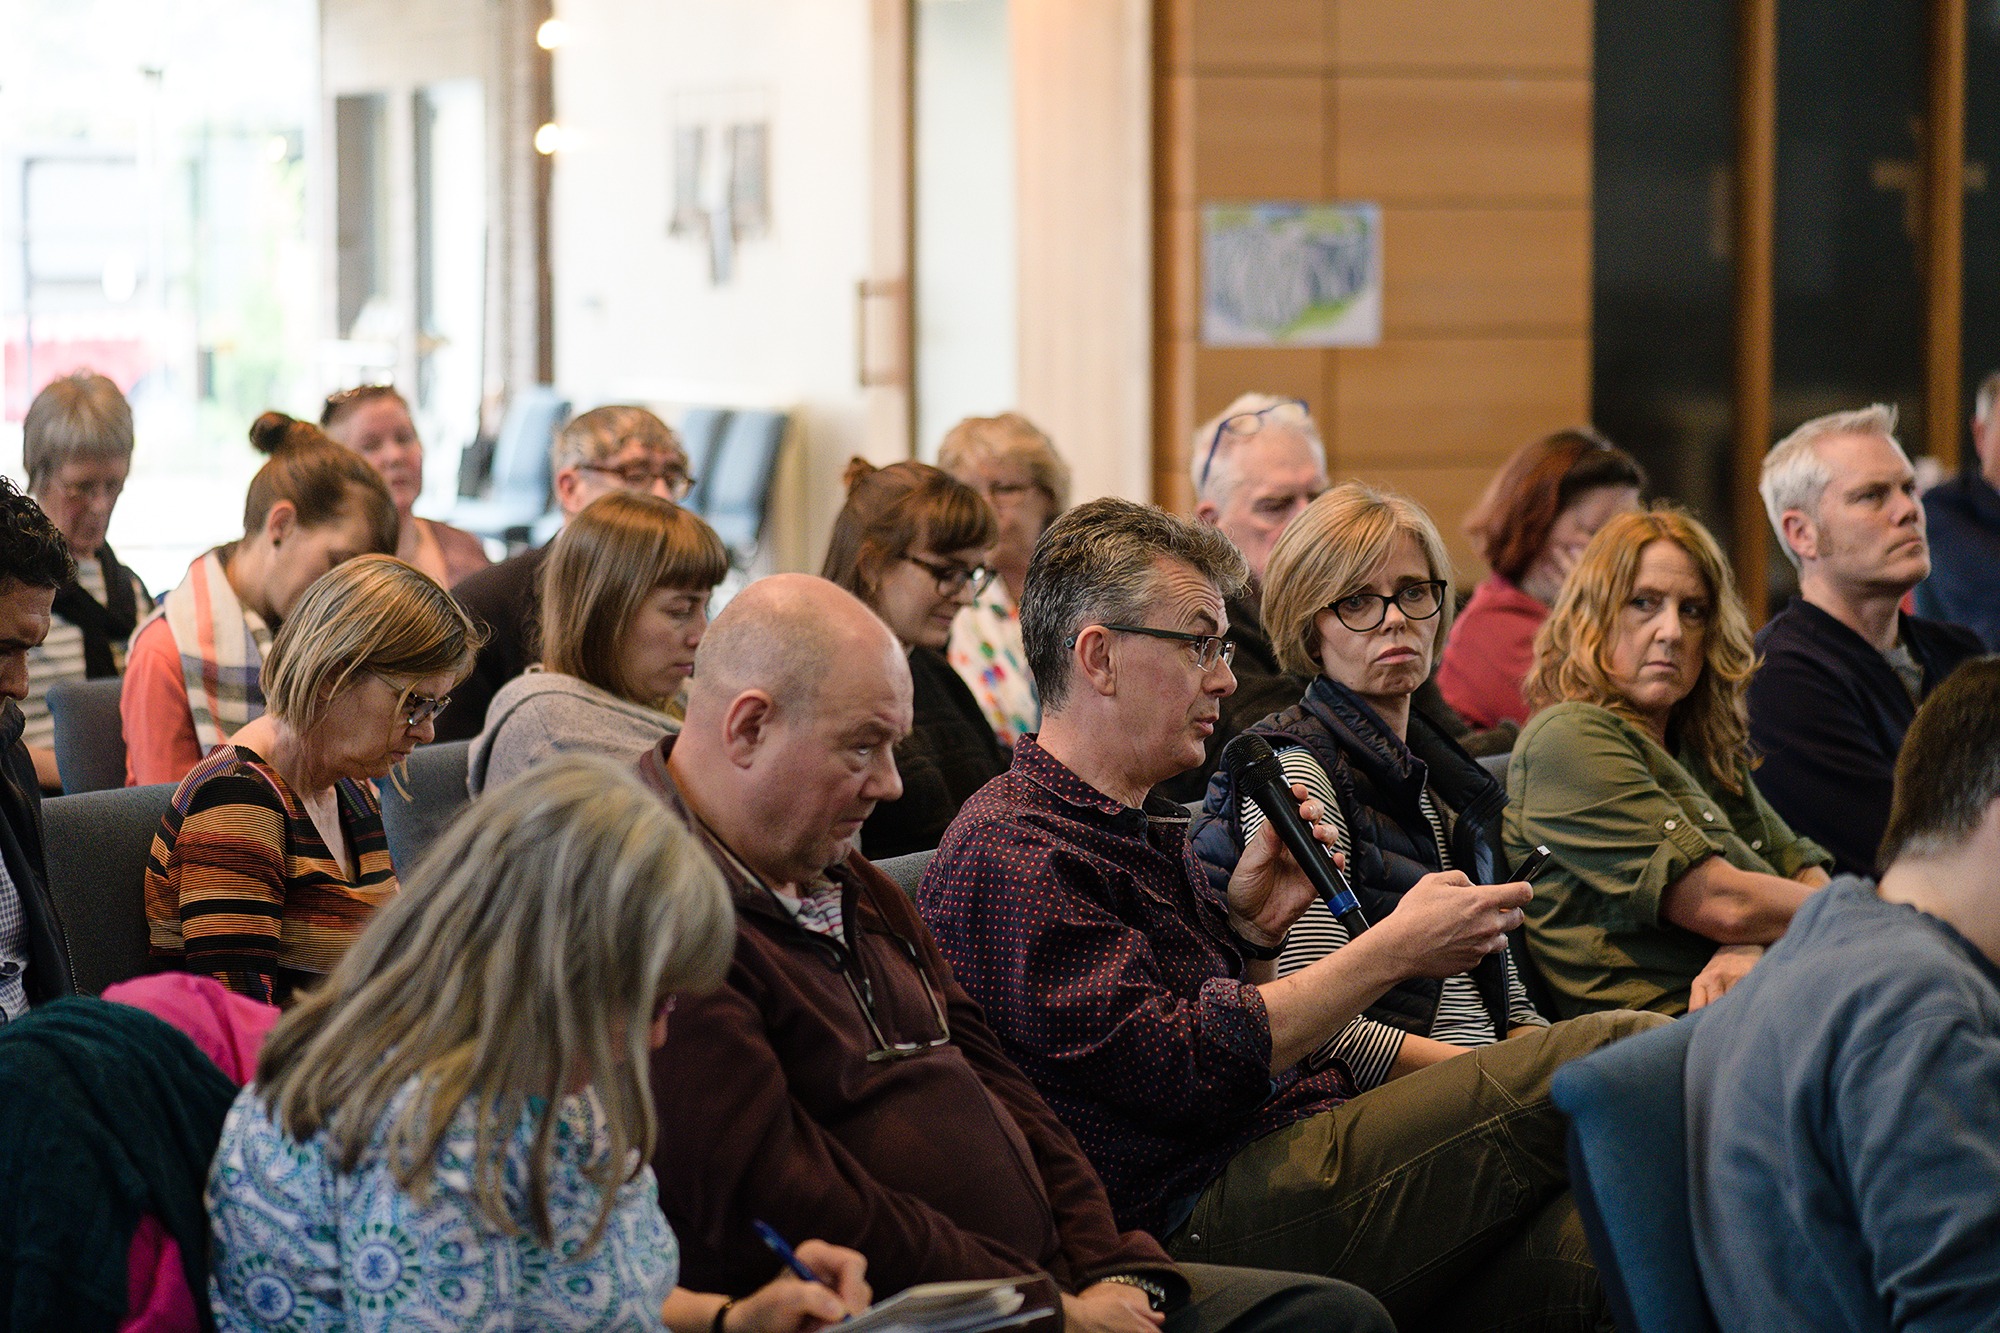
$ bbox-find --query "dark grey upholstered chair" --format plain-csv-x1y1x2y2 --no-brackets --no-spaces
47,677,128,795
701,409,790,564
378,738,474,874
874,849,934,901
42,782,176,995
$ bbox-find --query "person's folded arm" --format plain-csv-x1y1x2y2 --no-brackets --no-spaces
654,977,1043,1300
1659,856,1814,945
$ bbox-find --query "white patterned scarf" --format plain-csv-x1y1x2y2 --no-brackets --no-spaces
152,548,274,755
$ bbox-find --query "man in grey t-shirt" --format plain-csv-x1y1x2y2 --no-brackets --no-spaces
0,479,78,1011
1688,657,2000,1330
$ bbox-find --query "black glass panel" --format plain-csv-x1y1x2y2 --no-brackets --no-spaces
1963,2,2000,465
1592,0,1738,541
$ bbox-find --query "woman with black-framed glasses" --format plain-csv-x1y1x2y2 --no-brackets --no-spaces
823,459,1007,858
1191,484,1549,1091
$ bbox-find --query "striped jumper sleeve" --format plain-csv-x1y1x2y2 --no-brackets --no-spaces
149,770,292,1004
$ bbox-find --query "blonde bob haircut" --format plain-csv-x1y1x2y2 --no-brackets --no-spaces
1524,506,1758,793
260,554,482,734
539,492,729,705
1262,482,1456,680
254,753,736,1249
937,412,1073,514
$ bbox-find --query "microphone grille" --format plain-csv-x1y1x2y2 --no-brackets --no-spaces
1221,732,1278,781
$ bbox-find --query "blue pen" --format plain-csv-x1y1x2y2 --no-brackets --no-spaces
753,1219,829,1288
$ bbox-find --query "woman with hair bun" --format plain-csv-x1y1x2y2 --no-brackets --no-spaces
321,383,491,586
145,554,480,1004
1438,428,1646,728
120,412,400,787
823,458,1004,858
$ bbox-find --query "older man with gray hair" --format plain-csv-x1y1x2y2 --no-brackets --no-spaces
921,498,1659,1330
1164,395,1329,801
1749,404,1982,879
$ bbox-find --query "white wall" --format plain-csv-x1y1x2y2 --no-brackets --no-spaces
549,0,876,573
914,0,1016,459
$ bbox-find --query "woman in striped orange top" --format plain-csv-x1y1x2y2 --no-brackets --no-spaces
144,554,481,1003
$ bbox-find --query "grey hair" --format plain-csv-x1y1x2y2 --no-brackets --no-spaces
1023,497,1248,712
254,752,734,1250
1759,404,1903,570
1977,370,2000,425
551,404,684,475
23,371,134,491
1189,392,1326,504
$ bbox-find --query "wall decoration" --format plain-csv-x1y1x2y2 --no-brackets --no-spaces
1201,202,1381,347
668,88,771,284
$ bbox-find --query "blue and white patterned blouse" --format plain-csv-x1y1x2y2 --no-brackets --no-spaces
208,1081,678,1331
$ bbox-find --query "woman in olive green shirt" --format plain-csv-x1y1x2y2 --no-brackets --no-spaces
1504,508,1833,1017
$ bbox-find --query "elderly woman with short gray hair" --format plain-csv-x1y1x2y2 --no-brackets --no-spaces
19,371,154,789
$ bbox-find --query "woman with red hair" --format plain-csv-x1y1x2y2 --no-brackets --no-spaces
1437,428,1645,728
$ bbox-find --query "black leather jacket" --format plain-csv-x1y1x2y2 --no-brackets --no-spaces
0,702,75,1004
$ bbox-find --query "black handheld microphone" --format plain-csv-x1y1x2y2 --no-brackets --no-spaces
1222,733,1370,937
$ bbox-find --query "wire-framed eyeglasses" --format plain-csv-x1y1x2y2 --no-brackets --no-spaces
1067,623,1236,671
1196,398,1310,492
839,937,953,1062
904,553,996,598
374,673,453,728
1323,580,1449,633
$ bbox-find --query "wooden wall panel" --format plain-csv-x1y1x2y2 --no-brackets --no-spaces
1381,209,1590,336
1152,1,1595,580
1331,337,1590,468
1161,0,1329,73
1176,74,1328,202
1333,76,1589,205
1335,0,1590,74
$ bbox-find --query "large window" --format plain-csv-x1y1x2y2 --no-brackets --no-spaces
1,0,317,594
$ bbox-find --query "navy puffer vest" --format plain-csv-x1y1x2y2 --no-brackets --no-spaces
1189,675,1511,1038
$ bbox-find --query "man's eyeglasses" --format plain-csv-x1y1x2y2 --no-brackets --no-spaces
580,461,697,502
840,937,953,1062
1067,624,1237,672
1196,398,1310,493
904,553,996,598
1324,580,1449,633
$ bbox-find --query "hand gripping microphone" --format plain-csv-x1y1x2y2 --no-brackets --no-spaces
1222,733,1370,937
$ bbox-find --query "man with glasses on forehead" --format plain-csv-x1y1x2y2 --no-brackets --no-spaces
1165,394,1328,802
920,498,1649,1331
437,404,698,741
641,573,1393,1333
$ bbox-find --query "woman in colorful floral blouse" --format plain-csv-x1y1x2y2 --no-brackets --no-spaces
207,753,871,1332
937,413,1070,747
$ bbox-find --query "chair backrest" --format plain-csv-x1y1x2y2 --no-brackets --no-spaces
873,849,934,901
47,677,128,794
677,407,733,516
42,783,177,995
1550,1012,1718,1333
489,386,570,499
702,410,790,558
378,739,474,874
1477,750,1511,790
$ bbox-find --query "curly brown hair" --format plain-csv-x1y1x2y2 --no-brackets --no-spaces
1524,507,1757,793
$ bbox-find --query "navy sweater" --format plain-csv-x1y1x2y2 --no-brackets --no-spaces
1747,600,1981,878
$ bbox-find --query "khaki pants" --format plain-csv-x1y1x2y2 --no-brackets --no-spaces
1166,1009,1667,1333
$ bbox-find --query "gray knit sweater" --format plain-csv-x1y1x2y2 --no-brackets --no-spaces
466,669,678,795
